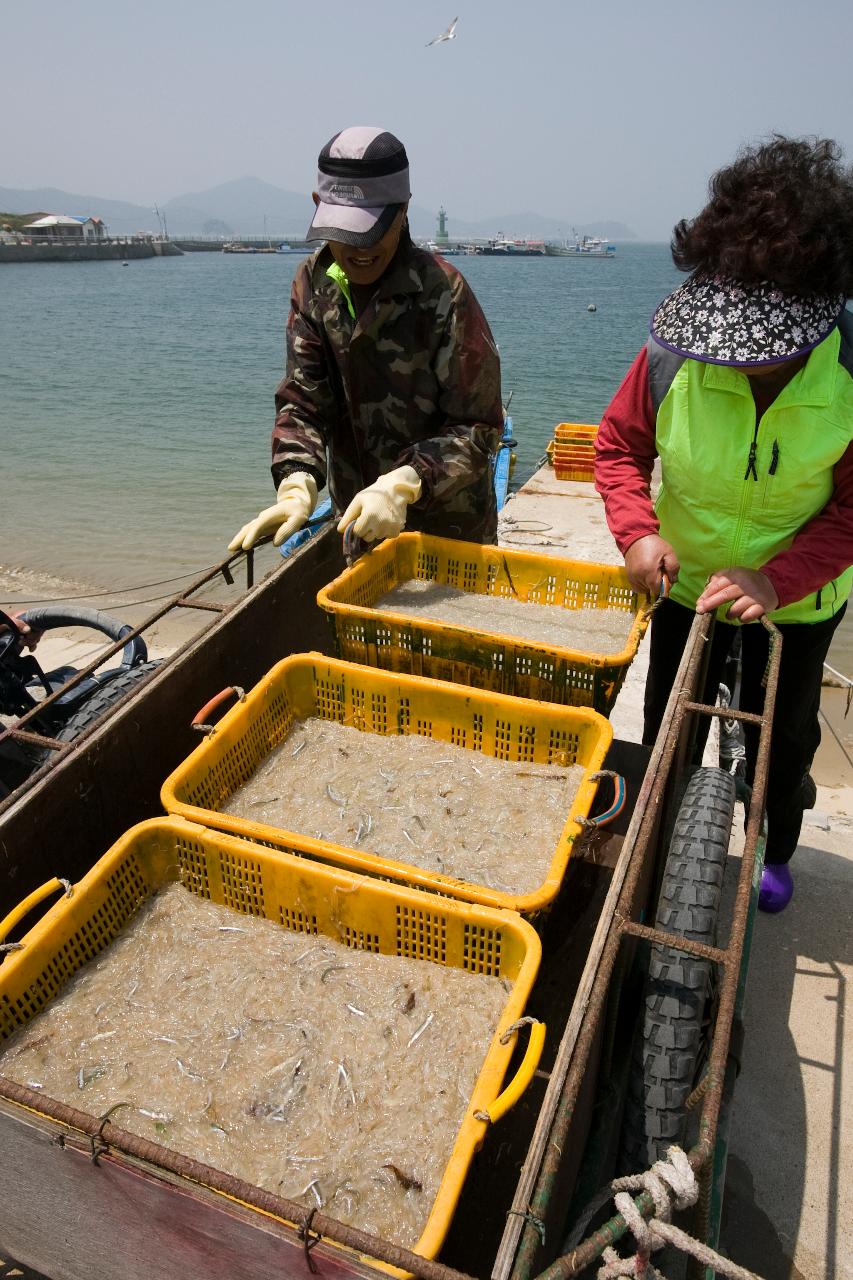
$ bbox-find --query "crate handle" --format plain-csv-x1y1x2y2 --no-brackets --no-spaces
0,877,73,954
191,686,246,734
474,1017,546,1124
577,771,626,829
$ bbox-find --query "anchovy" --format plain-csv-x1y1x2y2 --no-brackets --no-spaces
383,1162,423,1192
502,556,519,597
407,1012,434,1049
138,1108,171,1121
300,1178,324,1208
218,926,249,933
320,965,346,984
77,1066,106,1089
337,1062,356,1106
346,1003,366,1018
291,740,307,757
326,783,347,806
176,1058,204,1082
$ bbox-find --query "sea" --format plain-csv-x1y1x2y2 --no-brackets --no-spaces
2,243,852,669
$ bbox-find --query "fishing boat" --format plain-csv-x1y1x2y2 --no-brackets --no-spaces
546,233,616,258
0,414,768,1280
478,237,545,256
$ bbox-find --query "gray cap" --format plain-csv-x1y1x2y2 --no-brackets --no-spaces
307,126,411,248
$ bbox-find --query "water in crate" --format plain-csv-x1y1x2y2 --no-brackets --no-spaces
0,884,507,1248
225,719,584,895
374,579,634,652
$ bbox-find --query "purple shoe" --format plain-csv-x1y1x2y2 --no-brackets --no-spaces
758,864,794,913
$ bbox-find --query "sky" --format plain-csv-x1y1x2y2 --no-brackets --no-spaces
2,0,853,240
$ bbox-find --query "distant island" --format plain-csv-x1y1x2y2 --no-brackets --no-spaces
0,178,638,243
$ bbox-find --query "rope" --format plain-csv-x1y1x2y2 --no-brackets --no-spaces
596,1146,763,1280
2,564,222,608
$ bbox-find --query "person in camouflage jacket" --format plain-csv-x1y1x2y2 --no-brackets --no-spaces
272,235,503,542
229,127,503,552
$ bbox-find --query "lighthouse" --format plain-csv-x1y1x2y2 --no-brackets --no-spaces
436,206,449,247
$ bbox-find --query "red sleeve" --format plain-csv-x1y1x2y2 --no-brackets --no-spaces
594,347,660,555
761,441,853,607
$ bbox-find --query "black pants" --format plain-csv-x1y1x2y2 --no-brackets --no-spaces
643,598,846,866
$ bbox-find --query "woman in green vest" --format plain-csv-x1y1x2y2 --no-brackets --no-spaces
595,136,853,913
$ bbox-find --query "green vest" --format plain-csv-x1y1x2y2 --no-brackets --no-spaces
652,322,853,623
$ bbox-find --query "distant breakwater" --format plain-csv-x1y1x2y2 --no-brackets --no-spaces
0,241,183,264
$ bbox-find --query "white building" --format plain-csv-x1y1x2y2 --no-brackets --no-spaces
24,214,107,241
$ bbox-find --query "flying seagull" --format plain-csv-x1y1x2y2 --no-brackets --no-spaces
427,16,458,46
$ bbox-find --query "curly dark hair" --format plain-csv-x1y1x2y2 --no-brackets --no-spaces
672,136,853,295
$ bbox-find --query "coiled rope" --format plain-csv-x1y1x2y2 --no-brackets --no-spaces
597,1146,763,1280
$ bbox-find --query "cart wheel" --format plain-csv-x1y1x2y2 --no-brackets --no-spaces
32,661,160,765
620,766,735,1172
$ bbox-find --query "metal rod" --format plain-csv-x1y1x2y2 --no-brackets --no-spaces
682,702,763,725
532,618,780,1280
0,1076,475,1280
0,551,253,749
617,920,729,967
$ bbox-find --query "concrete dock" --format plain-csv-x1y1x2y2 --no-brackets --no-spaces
499,464,853,1280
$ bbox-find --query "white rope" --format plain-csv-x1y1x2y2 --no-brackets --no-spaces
596,1146,763,1280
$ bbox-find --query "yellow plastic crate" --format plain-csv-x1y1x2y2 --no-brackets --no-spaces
555,421,598,443
0,816,541,1267
317,535,648,713
161,654,613,915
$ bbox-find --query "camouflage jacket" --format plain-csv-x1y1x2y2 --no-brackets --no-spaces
271,239,503,543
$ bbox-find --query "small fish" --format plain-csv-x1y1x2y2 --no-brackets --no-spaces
411,814,426,830
320,965,346,984
383,1163,422,1192
502,556,519,597
407,1012,434,1049
326,782,347,806
77,1066,106,1089
88,1030,117,1043
218,926,249,933
210,1123,229,1136
248,797,279,807
176,1058,204,1082
25,1080,43,1089
470,763,483,776
154,1036,179,1045
292,740,307,757
403,828,417,847
379,768,395,783
300,1178,324,1208
346,1003,366,1018
138,1108,171,1121
337,1062,356,1106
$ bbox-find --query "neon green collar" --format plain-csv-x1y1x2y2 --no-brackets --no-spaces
325,261,355,320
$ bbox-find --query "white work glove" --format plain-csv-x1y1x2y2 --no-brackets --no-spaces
228,472,318,551
336,466,423,543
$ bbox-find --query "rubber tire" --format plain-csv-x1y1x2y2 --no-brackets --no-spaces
33,660,160,766
620,766,735,1172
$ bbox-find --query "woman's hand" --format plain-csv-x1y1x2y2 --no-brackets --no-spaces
696,568,778,621
624,534,680,596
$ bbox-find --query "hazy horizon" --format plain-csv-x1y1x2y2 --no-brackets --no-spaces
2,0,853,241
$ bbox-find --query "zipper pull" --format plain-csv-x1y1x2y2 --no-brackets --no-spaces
744,441,758,481
769,441,779,475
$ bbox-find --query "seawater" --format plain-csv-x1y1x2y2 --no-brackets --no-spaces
3,246,852,669
0,245,680,588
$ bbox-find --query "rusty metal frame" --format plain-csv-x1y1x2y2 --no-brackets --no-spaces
516,612,780,1280
0,607,779,1280
0,547,265,815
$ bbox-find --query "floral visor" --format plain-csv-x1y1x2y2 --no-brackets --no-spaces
650,272,847,366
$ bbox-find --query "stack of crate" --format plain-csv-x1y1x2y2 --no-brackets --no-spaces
547,421,597,482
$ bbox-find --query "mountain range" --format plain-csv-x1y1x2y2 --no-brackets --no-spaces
0,177,636,242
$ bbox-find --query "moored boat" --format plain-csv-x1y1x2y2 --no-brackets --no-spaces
546,233,616,258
